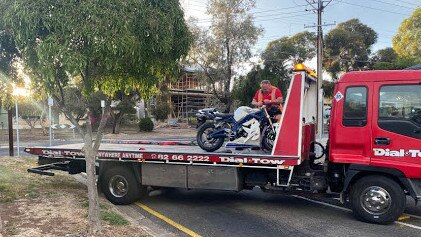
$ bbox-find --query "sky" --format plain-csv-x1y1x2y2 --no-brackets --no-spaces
180,0,420,73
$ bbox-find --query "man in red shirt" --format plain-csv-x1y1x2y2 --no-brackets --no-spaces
251,80,283,109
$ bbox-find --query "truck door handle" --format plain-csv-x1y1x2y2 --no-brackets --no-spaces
374,137,390,145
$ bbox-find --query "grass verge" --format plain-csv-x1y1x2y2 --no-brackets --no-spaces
0,157,147,237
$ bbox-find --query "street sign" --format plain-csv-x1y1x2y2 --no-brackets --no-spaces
51,124,76,129
48,97,53,106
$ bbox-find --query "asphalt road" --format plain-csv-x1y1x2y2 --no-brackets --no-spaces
135,188,421,237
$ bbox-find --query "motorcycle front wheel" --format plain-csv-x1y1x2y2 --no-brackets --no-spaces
261,126,277,153
196,122,225,152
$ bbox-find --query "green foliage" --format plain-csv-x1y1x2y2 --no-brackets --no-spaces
373,56,421,70
372,48,397,63
233,31,316,105
153,103,170,121
232,65,286,105
261,31,316,88
63,87,88,121
0,0,19,77
324,19,378,80
61,87,107,121
113,100,137,115
0,80,14,109
152,81,171,121
322,80,335,98
139,117,154,132
1,0,192,106
263,31,316,70
187,0,263,111
393,8,421,61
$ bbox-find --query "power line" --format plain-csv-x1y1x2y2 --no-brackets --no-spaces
393,0,420,7
339,1,411,16
194,2,309,20
253,13,315,23
196,11,315,24
252,4,308,14
196,8,311,22
252,10,311,20
369,0,415,10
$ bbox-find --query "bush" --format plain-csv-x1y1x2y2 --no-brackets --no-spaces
138,117,154,132
153,103,170,121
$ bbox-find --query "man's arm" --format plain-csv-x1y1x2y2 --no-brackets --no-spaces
252,98,263,107
270,97,283,105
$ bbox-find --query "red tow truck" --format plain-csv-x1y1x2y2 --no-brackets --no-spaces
25,66,421,224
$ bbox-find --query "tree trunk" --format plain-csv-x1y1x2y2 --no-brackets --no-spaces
112,112,124,134
84,135,102,235
85,107,110,236
39,109,48,136
8,109,14,156
56,102,104,235
114,114,123,134
112,113,117,134
83,112,102,236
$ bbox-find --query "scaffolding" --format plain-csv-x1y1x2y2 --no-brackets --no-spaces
169,71,213,119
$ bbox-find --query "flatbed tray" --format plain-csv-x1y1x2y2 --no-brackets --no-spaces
25,141,300,167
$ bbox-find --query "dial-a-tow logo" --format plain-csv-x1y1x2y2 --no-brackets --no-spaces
373,148,421,158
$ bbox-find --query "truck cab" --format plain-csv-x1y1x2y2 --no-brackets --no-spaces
328,70,421,223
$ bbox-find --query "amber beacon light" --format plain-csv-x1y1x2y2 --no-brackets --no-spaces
293,63,317,78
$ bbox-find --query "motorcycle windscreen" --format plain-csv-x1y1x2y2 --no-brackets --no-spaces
272,73,304,158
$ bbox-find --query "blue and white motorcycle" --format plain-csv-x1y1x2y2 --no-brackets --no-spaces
196,106,279,152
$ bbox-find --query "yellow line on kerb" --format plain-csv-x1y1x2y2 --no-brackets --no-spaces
135,202,202,237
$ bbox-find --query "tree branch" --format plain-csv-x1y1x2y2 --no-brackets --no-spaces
93,103,110,153
191,58,222,100
51,94,85,137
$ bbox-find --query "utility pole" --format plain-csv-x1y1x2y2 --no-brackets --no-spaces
305,0,335,140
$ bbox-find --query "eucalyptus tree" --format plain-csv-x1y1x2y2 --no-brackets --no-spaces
188,0,263,112
324,19,377,80
1,0,191,234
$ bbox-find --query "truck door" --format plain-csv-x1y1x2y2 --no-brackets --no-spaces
330,84,372,164
371,81,421,175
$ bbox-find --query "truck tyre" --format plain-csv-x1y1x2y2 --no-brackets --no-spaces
197,122,225,152
100,165,146,205
350,175,405,224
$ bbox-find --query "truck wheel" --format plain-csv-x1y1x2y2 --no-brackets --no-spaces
100,166,146,205
350,175,405,224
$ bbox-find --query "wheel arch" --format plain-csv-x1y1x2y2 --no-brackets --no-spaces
98,161,142,189
342,164,418,201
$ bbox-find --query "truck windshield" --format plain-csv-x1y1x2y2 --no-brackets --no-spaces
379,85,421,125
379,84,421,139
